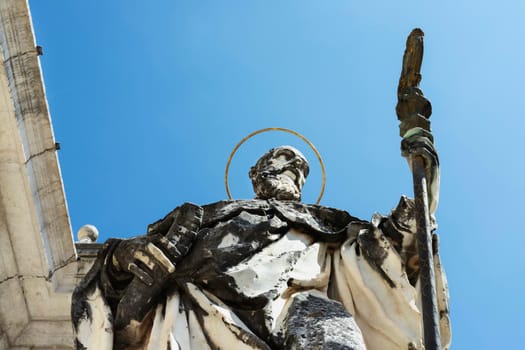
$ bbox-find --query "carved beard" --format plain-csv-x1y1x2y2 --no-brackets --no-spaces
253,173,301,201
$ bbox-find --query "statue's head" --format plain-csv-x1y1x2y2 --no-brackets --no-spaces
249,146,310,201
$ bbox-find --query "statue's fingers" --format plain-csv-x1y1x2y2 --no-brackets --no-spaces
127,262,154,286
402,140,439,176
133,250,157,271
145,242,175,273
407,145,438,168
403,127,433,141
413,140,439,166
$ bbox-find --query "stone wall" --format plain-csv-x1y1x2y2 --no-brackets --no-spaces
0,1,93,349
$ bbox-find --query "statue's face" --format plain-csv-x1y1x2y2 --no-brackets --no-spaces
249,146,310,201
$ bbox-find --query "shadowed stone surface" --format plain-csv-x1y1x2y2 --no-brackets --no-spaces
281,292,366,350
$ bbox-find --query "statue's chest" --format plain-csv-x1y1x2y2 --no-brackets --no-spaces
176,211,292,277
175,210,329,318
223,227,322,297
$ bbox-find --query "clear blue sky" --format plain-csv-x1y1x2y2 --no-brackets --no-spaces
29,1,525,348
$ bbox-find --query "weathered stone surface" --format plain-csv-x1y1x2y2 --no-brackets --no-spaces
0,1,81,349
71,127,450,349
0,0,75,279
21,278,72,319
280,292,366,349
0,277,29,344
10,321,73,348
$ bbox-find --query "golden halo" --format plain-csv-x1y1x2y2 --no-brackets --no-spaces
225,127,326,204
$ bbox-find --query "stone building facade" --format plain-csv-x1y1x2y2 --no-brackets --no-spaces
0,1,94,349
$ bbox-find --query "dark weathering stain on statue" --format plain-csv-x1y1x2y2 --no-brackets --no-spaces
358,226,396,288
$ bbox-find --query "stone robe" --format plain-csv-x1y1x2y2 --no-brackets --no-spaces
72,198,451,350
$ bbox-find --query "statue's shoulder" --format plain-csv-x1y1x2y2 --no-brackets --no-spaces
268,200,368,242
200,199,271,226
274,200,363,223
199,199,367,243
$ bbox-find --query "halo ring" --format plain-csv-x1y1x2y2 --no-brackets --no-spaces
225,127,326,204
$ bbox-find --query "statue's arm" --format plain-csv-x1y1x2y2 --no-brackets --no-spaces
383,117,440,285
81,203,203,348
376,196,420,284
374,194,450,345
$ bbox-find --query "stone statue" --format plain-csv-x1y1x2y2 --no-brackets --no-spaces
72,136,451,349
72,28,451,350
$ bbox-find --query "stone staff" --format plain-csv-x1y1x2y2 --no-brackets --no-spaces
396,28,442,350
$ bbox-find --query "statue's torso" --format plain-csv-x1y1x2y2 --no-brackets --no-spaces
174,199,362,284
